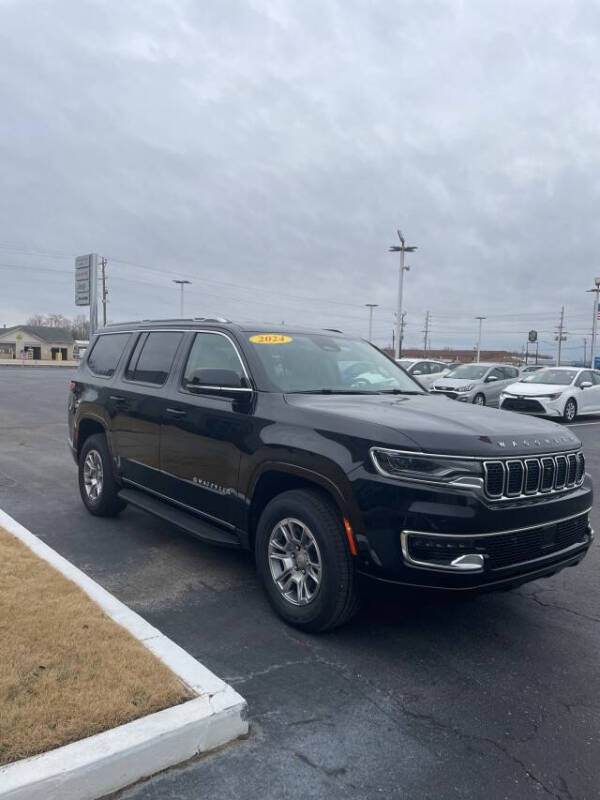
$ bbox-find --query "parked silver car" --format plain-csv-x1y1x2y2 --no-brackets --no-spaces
430,363,521,406
396,358,449,390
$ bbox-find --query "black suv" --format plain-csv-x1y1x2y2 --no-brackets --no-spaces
69,319,593,631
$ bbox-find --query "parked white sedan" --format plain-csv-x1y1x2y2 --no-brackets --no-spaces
499,367,600,421
396,358,449,390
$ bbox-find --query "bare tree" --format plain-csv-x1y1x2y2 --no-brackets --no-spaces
26,314,47,326
70,315,90,340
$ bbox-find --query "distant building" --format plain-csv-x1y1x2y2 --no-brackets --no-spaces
0,325,74,361
384,347,551,366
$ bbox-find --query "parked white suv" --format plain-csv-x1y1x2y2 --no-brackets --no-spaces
396,358,449,390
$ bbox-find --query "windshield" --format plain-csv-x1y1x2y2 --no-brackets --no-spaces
446,364,489,380
247,333,424,393
521,369,577,385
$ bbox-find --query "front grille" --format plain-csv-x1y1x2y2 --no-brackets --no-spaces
406,513,590,571
483,451,583,499
501,398,545,413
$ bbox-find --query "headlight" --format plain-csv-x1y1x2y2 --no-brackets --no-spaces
370,448,483,486
457,384,475,392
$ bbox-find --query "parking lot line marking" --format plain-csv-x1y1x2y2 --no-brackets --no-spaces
565,421,600,427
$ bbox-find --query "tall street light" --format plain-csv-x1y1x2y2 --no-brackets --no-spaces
587,277,600,368
475,316,486,363
389,229,417,360
365,303,378,342
173,279,191,317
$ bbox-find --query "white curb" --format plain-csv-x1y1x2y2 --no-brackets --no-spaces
0,509,248,800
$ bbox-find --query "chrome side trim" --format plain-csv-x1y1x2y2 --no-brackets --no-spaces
121,477,235,530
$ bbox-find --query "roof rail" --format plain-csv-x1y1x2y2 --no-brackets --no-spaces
323,328,344,333
194,316,231,323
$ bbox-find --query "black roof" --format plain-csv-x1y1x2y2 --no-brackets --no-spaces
2,325,74,344
100,318,353,337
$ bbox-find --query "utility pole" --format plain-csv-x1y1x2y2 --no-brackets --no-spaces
100,257,108,326
475,316,486,363
389,230,417,361
173,279,191,317
365,304,378,342
399,312,406,357
422,311,431,352
587,279,600,368
555,306,567,366
584,337,587,366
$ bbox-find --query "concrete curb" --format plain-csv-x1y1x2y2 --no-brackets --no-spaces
0,509,248,800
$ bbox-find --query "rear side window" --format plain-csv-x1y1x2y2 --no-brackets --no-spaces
125,332,183,385
87,334,130,377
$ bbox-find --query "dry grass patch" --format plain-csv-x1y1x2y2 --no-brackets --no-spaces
0,526,193,766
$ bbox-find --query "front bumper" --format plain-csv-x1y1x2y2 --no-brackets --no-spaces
352,467,593,590
500,395,564,417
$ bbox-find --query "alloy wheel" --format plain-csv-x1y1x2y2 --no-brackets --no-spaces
268,517,322,606
83,449,104,502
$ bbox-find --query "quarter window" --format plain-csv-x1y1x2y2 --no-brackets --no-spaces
125,332,183,385
87,333,130,377
182,332,245,390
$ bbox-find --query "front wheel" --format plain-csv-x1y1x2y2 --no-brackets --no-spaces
473,393,486,406
563,398,577,422
255,489,359,632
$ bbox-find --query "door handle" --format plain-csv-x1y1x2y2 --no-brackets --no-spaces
165,407,187,417
109,395,127,404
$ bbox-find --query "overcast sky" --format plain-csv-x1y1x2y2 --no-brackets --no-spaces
1,0,600,358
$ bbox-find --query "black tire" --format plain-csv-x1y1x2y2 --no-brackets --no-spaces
473,393,486,406
563,398,577,422
78,433,126,517
255,489,359,632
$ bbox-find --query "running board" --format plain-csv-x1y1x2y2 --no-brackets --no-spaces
118,487,241,548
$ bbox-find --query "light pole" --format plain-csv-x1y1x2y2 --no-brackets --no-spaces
475,316,486,363
587,278,600,368
365,304,378,342
173,279,191,317
389,230,417,360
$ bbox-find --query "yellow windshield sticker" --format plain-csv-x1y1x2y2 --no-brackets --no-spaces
250,334,293,344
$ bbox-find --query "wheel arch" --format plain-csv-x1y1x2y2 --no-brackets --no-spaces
246,463,358,551
76,416,109,457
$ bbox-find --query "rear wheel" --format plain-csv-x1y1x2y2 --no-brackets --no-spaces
78,433,126,517
473,393,485,406
563,398,577,422
255,489,359,632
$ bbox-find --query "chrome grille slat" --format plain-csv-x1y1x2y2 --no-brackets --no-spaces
483,451,584,500
554,455,568,489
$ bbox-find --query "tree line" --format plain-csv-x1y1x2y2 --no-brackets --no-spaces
26,314,90,340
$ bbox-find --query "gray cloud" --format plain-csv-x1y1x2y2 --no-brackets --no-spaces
1,0,599,357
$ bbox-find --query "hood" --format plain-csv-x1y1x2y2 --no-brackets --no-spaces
504,381,570,397
284,393,581,457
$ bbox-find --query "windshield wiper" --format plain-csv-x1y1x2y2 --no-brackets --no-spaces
289,389,378,395
377,389,424,394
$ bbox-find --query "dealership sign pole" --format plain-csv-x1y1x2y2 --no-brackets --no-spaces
587,278,600,369
75,254,98,337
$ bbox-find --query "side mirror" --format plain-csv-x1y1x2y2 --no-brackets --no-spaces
486,375,499,382
412,369,423,376
186,368,250,393
580,381,593,389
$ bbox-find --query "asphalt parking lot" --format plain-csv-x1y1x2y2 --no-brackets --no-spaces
2,367,599,800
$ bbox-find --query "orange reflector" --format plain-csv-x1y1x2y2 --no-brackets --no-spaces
343,518,357,556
